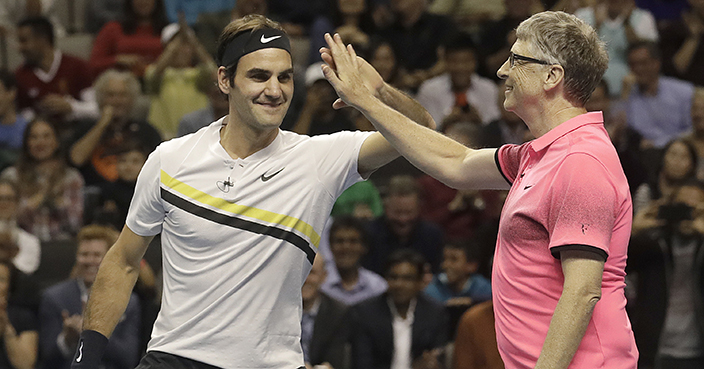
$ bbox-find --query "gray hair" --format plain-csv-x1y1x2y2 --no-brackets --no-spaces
93,69,141,106
516,11,608,106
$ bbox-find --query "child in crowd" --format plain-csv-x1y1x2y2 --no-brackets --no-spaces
425,240,492,306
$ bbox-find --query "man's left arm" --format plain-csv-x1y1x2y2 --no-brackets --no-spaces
533,250,604,369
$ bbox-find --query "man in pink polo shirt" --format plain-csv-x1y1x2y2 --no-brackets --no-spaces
321,10,638,369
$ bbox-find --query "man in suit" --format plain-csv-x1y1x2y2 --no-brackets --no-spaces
351,249,449,369
38,225,141,369
302,255,351,369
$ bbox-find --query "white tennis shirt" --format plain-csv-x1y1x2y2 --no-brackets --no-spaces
126,118,373,368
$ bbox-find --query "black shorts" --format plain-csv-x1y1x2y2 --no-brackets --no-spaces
135,351,305,369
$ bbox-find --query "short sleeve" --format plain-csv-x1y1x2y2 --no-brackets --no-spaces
125,147,165,236
311,131,375,199
496,143,528,184
546,153,617,257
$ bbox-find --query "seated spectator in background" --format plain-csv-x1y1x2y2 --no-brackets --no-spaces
322,217,387,306
478,0,538,80
93,141,147,230
683,87,704,181
89,0,168,78
366,38,402,90
145,22,215,139
632,139,698,220
377,0,456,91
331,181,383,221
14,17,95,128
427,0,505,34
38,225,141,369
364,175,444,275
176,71,229,137
419,122,502,240
292,62,358,136
302,256,351,369
266,0,322,37
0,180,40,275
624,41,694,149
163,0,235,26
416,32,500,129
628,180,704,369
195,0,269,58
424,240,491,307
0,253,38,369
659,0,704,86
0,70,28,170
453,300,504,369
0,119,83,241
85,0,125,34
482,82,531,147
308,0,378,65
69,69,161,186
351,249,448,369
575,0,658,97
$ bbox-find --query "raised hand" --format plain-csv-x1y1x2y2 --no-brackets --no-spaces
320,33,379,110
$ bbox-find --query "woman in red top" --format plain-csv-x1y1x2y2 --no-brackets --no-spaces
90,0,168,78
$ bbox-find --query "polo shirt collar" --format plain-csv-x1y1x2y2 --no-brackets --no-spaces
210,116,284,162
529,111,603,152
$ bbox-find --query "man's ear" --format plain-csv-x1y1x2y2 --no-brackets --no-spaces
544,64,564,91
217,66,232,94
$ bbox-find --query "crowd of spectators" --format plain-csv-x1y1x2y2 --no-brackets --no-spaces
0,0,703,368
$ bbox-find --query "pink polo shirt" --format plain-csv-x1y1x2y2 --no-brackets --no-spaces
494,112,638,369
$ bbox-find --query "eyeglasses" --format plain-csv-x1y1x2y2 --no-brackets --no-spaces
508,52,553,68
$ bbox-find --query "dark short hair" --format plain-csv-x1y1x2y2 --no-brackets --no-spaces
628,40,661,61
18,16,55,46
383,249,426,280
444,239,481,263
329,216,368,246
0,69,16,91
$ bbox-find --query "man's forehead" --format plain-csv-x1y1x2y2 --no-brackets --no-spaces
238,48,292,72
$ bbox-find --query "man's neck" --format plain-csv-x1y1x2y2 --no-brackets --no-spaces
338,267,360,290
523,99,586,138
394,301,411,319
450,275,470,294
39,48,56,73
638,78,659,97
219,116,279,159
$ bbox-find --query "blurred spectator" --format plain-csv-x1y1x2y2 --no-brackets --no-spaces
624,41,694,149
321,216,387,306
364,175,444,274
0,70,28,170
482,82,531,147
587,79,647,195
575,0,659,97
309,0,378,65
424,240,491,306
89,0,169,78
350,249,448,369
301,256,351,369
0,254,38,369
427,0,505,34
267,0,324,37
331,181,384,220
453,300,504,369
418,122,502,240
632,139,698,231
176,71,228,137
366,38,401,89
377,0,456,91
38,225,141,369
68,69,161,186
660,0,704,89
635,0,691,24
478,0,538,80
292,62,358,135
683,88,704,180
195,0,268,57
145,22,214,139
628,180,704,369
416,33,500,129
0,118,83,241
162,0,235,26
93,141,147,230
14,17,95,128
0,180,41,275
85,0,124,34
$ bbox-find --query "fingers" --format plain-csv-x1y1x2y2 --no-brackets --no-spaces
332,98,348,110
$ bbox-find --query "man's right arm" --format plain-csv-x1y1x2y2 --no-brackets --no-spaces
83,226,153,338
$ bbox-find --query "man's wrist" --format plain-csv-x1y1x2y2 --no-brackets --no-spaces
70,330,108,369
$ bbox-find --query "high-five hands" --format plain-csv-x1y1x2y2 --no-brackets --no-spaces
319,33,384,110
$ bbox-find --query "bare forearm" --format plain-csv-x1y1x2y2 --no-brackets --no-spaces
83,248,141,337
4,330,37,369
673,37,700,74
534,292,599,369
378,83,436,130
70,121,108,166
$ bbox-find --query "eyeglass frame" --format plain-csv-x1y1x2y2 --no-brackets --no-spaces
508,52,554,68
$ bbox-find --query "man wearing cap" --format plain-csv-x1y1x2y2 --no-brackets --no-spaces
70,14,434,369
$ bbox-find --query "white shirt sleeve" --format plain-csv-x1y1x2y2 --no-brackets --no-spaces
310,131,375,199
125,147,166,236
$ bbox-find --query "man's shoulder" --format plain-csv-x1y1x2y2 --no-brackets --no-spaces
42,279,78,299
659,76,695,95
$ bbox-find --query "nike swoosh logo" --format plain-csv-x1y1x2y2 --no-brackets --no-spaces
260,35,282,44
261,168,285,182
76,341,83,362
524,185,533,190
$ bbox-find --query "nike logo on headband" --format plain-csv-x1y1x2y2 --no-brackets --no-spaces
261,35,282,44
